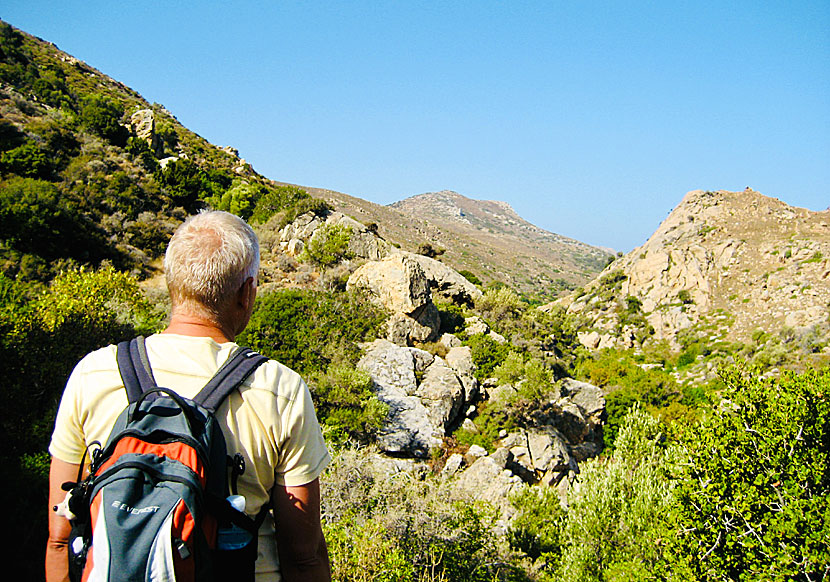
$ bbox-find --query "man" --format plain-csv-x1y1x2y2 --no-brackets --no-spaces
46,210,332,581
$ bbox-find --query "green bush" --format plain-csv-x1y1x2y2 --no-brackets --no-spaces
322,449,528,582
667,367,830,580
79,93,128,146
458,269,482,287
302,223,353,267
239,288,385,376
307,365,387,446
476,286,526,322
463,333,515,380
0,177,118,273
0,268,164,581
0,141,52,178
519,405,676,581
508,486,565,563
249,184,310,224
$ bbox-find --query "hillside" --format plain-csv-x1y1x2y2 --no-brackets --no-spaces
555,188,830,370
302,187,613,302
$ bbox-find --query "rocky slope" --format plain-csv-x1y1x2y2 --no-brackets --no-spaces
555,189,830,354
300,187,613,302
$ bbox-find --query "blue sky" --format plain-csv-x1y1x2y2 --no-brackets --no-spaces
3,1,828,251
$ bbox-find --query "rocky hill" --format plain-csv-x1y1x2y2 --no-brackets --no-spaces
555,189,830,363
297,186,613,302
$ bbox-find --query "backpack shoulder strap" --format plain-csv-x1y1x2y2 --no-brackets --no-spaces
194,347,268,412
116,336,158,403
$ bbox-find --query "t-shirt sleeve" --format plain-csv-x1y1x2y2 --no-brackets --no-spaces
48,359,88,464
274,379,331,487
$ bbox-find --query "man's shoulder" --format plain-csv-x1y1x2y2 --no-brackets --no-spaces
72,343,119,375
249,356,308,399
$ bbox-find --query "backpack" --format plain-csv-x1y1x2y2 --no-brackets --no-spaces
62,336,269,582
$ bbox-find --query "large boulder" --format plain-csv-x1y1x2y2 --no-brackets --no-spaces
405,252,482,305
130,109,162,156
501,428,576,487
453,448,524,507
558,378,606,427
348,254,432,314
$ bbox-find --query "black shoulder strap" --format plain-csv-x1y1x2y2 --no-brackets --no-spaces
117,337,267,410
194,347,268,412
116,336,157,403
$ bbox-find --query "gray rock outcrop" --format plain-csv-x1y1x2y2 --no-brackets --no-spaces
358,340,470,457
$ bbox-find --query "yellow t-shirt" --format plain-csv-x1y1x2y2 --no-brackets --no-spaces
49,333,331,580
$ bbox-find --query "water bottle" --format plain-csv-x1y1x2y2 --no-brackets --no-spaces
217,495,253,550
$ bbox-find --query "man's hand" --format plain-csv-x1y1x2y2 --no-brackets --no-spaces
272,478,331,582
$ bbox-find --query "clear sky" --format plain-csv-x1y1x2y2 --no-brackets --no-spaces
3,1,828,251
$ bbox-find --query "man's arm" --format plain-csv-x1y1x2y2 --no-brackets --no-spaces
271,478,331,582
46,457,81,582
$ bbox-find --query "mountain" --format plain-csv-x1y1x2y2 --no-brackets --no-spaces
555,189,830,366
303,187,613,302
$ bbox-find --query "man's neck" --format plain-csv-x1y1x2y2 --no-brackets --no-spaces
163,313,235,343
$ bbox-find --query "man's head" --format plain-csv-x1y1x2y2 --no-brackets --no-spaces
164,210,260,328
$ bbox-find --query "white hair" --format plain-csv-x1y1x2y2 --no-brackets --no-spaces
164,210,259,322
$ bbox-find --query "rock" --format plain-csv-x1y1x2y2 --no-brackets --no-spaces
385,303,441,345
467,445,488,459
348,254,432,314
408,347,435,372
577,330,601,350
555,402,590,443
405,252,482,305
558,378,606,425
416,357,465,430
158,156,179,169
326,212,392,261
441,453,465,477
453,455,523,507
130,109,162,155
488,330,507,344
358,340,441,457
502,428,574,486
445,346,478,403
439,333,461,349
286,239,304,256
465,316,490,336
461,418,478,432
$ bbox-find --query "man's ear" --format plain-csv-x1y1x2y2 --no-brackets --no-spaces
238,276,256,309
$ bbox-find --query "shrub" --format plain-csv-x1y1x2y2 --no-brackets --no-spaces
0,141,52,178
415,242,445,258
79,94,128,146
666,367,830,580
0,268,164,580
307,365,387,446
458,269,482,286
321,449,528,582
551,405,677,581
463,333,514,380
302,223,353,267
0,177,117,272
476,286,525,321
238,288,385,376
